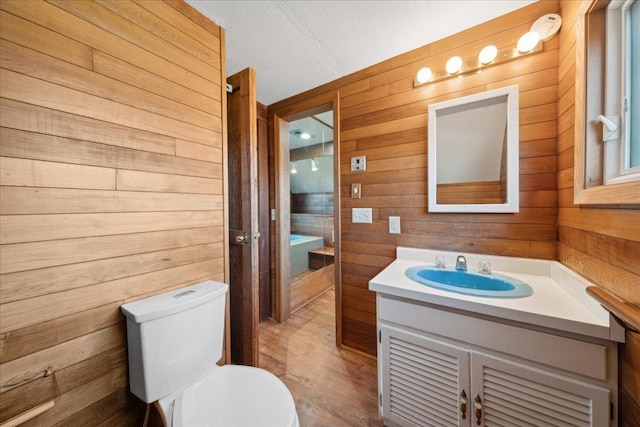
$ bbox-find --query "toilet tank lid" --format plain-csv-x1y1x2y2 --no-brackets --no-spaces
121,280,228,323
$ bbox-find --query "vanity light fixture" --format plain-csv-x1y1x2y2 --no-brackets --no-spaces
416,67,433,84
413,13,561,88
445,56,463,74
310,158,318,172
517,31,540,53
478,45,498,64
290,162,297,174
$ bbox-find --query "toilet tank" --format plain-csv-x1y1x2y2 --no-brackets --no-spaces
121,280,228,403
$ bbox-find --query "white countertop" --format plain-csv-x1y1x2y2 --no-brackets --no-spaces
369,247,625,342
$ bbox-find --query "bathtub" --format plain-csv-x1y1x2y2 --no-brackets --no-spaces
290,234,323,276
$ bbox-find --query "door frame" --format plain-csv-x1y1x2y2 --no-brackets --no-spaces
272,93,342,345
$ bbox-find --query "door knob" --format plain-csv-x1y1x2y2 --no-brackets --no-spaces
235,233,250,244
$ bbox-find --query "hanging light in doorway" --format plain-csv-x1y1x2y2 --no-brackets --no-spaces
310,158,318,172
290,162,297,174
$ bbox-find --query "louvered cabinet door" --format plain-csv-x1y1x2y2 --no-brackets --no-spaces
470,352,610,427
381,326,471,427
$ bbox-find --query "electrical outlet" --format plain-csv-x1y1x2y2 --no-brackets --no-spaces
352,208,372,223
389,216,401,234
351,155,366,172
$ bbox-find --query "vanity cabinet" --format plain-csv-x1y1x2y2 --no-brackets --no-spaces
377,296,618,427
381,325,610,427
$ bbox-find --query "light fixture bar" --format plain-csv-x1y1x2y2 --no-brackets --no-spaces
413,42,543,88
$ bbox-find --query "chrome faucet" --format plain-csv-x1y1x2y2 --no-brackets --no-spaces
455,255,467,271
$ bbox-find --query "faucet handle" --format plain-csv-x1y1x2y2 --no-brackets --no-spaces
477,260,492,275
435,256,447,269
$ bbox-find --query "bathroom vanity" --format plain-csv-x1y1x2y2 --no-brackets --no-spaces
369,247,625,427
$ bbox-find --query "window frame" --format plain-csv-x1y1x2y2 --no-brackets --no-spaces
602,0,640,184
574,0,640,204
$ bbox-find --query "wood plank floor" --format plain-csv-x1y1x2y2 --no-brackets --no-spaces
259,289,382,426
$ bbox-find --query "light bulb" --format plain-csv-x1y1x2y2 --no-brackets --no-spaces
290,162,297,174
311,158,318,172
300,132,311,140
517,31,540,53
416,67,433,83
445,56,463,74
478,45,498,64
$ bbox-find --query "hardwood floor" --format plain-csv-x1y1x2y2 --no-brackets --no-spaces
259,289,382,426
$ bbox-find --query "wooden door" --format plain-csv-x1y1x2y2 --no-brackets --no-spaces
227,68,259,366
257,104,271,322
274,114,291,322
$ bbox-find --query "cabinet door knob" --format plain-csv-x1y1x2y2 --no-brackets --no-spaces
474,394,483,425
459,390,467,419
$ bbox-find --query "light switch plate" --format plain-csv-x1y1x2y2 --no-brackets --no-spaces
352,208,372,223
351,183,362,199
389,216,401,234
351,155,366,172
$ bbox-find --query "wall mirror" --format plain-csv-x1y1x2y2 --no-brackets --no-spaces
428,84,519,213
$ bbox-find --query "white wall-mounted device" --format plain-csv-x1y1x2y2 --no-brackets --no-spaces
351,155,366,172
352,208,372,223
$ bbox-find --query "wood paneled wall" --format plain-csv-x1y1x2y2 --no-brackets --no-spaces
0,1,226,425
436,181,503,205
291,192,334,215
557,2,640,425
269,1,561,355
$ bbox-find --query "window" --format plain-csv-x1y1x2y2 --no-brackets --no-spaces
624,1,639,170
574,0,640,204
602,0,639,184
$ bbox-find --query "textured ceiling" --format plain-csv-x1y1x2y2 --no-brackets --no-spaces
187,0,537,105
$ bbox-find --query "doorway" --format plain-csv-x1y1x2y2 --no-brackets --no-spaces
288,112,335,312
272,94,341,344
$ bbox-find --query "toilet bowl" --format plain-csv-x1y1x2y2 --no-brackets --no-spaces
159,365,299,427
121,280,299,427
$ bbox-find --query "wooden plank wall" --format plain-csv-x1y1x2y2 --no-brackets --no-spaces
0,1,225,425
557,2,640,425
269,0,561,355
290,264,335,313
436,180,503,205
291,192,334,215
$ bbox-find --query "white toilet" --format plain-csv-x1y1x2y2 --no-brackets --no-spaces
121,280,299,427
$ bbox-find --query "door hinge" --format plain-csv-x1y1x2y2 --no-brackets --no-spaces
378,330,382,343
380,394,382,406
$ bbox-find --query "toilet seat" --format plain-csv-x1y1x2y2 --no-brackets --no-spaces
171,365,299,427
